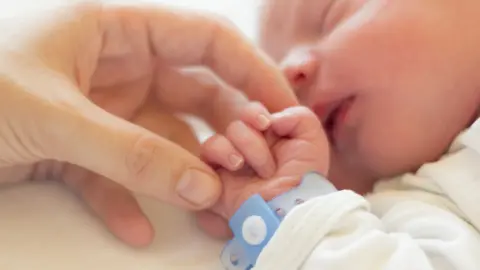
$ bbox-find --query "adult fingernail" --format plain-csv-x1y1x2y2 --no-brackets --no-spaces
176,169,218,206
257,114,271,130
229,153,244,169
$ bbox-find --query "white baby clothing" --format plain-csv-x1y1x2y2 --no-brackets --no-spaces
253,119,480,270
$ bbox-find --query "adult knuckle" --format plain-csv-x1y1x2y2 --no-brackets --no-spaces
125,134,159,182
200,13,243,66
206,13,235,31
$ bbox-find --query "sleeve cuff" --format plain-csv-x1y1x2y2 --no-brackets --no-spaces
220,172,337,269
254,190,367,270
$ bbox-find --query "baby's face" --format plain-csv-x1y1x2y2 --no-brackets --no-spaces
260,0,480,191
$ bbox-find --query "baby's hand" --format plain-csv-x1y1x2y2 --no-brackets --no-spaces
197,103,329,238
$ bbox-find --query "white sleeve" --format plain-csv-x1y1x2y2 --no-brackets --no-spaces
253,190,480,270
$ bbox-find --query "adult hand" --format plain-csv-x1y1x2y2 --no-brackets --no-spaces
0,1,297,246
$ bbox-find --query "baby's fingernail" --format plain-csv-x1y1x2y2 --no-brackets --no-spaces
176,169,218,206
229,153,244,169
256,114,271,130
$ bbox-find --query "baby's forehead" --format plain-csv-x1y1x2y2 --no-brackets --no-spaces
260,0,333,55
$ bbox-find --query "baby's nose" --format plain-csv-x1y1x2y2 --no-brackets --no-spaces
280,48,318,95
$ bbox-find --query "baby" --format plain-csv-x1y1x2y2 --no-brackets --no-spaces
197,0,480,269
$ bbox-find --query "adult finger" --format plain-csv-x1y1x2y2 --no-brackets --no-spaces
59,102,201,247
154,66,249,132
100,5,298,112
195,210,232,239
62,164,154,247
54,100,222,210
1,75,222,210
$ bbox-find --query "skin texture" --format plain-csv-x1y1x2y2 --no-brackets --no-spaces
0,2,297,247
198,104,329,238
197,0,480,238
259,0,480,193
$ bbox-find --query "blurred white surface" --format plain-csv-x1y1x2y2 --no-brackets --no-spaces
159,0,261,40
0,1,260,269
0,182,223,270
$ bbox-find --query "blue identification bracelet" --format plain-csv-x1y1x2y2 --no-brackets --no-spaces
220,172,337,270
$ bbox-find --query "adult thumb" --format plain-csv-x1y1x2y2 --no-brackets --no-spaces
47,97,222,210
0,55,220,210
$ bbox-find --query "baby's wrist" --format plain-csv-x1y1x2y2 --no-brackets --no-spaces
220,172,336,269
228,176,302,218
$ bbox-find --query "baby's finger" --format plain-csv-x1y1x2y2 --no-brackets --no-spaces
239,102,272,131
226,121,276,178
271,106,326,142
271,107,330,174
201,135,244,171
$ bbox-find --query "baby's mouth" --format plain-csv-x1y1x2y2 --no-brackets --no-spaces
314,97,354,145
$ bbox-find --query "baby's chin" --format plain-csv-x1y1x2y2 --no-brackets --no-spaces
327,157,378,194
329,148,430,194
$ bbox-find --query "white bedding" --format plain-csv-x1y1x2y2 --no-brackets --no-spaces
0,182,223,270
0,1,260,269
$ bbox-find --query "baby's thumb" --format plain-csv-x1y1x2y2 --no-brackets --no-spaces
271,106,330,174
46,98,221,210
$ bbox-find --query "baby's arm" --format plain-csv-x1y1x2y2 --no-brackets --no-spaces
201,104,480,270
